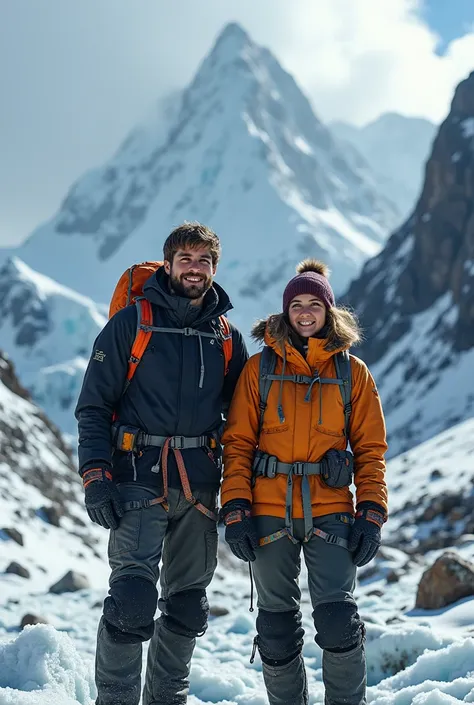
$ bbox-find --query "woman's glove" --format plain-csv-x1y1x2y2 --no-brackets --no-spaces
222,499,258,562
348,502,386,567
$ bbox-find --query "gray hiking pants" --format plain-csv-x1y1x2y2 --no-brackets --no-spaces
252,514,366,705
95,483,218,705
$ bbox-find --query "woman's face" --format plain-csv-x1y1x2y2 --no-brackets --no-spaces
288,294,327,338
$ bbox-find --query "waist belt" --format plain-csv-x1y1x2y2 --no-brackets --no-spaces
136,433,211,450
253,451,323,479
112,423,215,453
252,450,323,543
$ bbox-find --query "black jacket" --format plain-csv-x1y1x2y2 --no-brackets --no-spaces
75,267,248,490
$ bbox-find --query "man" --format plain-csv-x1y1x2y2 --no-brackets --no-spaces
75,222,248,705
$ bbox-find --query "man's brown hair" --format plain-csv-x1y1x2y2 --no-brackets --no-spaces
163,222,221,266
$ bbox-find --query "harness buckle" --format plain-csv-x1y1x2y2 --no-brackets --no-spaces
183,327,195,336
292,461,305,476
126,500,142,511
265,455,278,479
170,436,186,449
325,533,339,545
294,375,308,384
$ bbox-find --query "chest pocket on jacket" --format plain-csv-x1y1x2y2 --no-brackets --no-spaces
260,424,289,435
310,381,346,438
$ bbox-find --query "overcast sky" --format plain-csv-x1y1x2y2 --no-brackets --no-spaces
1,0,474,247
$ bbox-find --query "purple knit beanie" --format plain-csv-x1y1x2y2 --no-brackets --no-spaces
283,259,335,313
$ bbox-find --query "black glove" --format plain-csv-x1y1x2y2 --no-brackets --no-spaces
82,468,124,530
348,502,386,567
222,500,258,562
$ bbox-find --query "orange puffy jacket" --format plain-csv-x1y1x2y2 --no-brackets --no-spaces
221,327,388,519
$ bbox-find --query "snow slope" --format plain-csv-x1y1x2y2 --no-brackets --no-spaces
4,23,398,335
1,362,474,704
331,112,437,222
383,416,474,553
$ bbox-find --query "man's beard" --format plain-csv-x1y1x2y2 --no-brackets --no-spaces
170,272,212,300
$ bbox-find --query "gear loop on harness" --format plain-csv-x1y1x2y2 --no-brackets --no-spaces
258,525,350,550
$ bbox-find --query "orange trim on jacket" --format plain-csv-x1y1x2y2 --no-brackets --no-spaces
221,331,388,519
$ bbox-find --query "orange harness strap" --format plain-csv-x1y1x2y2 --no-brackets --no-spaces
158,438,218,522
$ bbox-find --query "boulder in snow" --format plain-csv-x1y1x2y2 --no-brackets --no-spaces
210,605,230,617
415,551,474,609
49,569,90,594
39,504,62,527
1,527,24,545
5,561,30,579
20,613,48,628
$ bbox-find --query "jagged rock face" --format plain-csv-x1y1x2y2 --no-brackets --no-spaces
345,71,474,363
0,349,76,510
0,353,30,400
342,72,474,457
0,262,51,348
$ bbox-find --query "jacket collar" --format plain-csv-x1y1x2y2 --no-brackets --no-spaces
142,266,233,327
264,327,346,372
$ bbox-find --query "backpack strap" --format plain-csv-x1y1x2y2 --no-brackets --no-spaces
257,346,277,435
334,350,352,439
122,298,153,395
122,302,233,397
218,316,233,376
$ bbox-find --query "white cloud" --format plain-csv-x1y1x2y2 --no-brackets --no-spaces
235,0,474,125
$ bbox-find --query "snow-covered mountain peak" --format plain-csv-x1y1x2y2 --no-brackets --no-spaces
205,21,252,62
10,23,399,318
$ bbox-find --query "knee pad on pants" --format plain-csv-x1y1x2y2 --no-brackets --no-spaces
103,575,158,643
160,588,210,638
256,609,304,665
313,600,364,652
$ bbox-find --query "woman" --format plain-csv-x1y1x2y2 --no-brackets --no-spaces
220,260,388,705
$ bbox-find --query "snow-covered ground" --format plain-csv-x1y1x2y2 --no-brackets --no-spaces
2,532,474,704
2,416,474,703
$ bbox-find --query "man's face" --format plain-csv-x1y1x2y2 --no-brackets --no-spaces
164,246,217,303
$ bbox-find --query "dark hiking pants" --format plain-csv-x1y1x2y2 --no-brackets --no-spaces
95,483,218,705
252,514,366,705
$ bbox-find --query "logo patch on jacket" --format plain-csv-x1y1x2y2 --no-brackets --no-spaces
93,350,106,362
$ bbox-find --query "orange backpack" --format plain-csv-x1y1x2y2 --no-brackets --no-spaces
109,261,233,392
